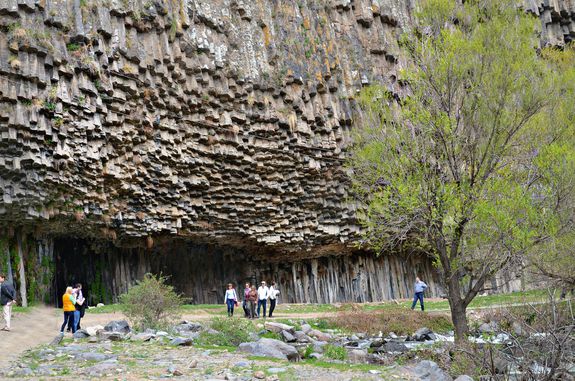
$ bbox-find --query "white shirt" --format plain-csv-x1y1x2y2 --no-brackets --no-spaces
269,286,280,300
224,289,237,303
257,286,269,300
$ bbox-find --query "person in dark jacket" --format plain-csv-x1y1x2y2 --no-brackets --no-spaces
0,274,17,331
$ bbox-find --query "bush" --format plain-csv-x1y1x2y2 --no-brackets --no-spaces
323,345,347,360
196,317,256,347
120,273,182,330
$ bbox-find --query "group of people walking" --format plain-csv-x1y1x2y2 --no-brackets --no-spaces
59,283,86,335
224,280,280,319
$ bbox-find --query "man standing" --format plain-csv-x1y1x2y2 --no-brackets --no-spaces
411,277,428,311
268,281,280,318
0,274,16,331
257,281,269,318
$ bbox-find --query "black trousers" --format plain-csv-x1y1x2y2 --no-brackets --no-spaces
60,311,75,333
269,299,276,317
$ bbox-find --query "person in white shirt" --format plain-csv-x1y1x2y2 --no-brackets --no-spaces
223,283,238,317
257,281,269,318
268,281,280,318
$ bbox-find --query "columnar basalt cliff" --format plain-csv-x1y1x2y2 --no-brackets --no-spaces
0,0,570,304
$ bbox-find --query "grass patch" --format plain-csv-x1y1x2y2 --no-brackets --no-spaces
301,359,387,373
328,309,453,335
86,304,124,314
323,344,347,360
195,317,256,347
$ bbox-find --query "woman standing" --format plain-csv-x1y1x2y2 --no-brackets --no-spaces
247,285,258,319
242,282,251,318
60,287,77,334
224,283,238,317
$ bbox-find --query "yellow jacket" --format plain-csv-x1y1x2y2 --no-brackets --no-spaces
62,294,76,312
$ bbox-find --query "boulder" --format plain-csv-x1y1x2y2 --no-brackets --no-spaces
301,324,312,334
238,338,300,361
265,322,295,334
281,330,296,343
478,322,498,334
174,322,203,332
294,331,312,343
348,349,368,363
414,360,453,381
170,337,193,346
370,338,385,347
97,331,124,341
104,320,130,334
381,341,409,353
308,329,331,341
131,332,154,342
85,325,104,337
414,327,435,341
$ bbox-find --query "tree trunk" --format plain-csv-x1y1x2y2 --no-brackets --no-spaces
16,232,27,307
449,298,469,343
4,242,14,286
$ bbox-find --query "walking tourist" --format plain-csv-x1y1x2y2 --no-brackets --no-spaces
248,285,258,319
0,274,16,332
257,281,269,318
224,283,238,317
242,282,251,317
411,277,428,311
74,283,85,330
60,287,77,334
268,281,280,318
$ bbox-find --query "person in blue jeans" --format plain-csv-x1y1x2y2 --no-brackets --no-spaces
224,283,238,317
257,281,269,318
411,277,428,311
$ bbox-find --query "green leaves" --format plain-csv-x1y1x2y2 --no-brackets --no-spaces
349,0,575,293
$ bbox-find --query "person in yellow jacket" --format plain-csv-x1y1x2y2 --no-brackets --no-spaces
60,287,77,334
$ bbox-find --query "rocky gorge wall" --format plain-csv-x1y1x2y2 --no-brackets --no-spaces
0,0,571,304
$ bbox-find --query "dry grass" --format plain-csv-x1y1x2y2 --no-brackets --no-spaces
328,308,453,335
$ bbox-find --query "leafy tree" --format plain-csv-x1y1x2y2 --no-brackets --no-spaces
348,0,575,342
120,273,182,330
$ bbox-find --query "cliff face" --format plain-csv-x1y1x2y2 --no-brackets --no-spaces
0,0,570,303
0,0,415,254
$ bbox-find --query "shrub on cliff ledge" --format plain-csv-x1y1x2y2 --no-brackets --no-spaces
120,273,182,330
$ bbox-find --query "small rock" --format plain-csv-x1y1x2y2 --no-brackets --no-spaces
301,324,312,334
267,367,286,374
234,361,248,368
369,370,381,374
96,303,105,307
309,352,322,359
238,338,300,361
253,370,266,379
370,338,384,347
294,331,311,343
281,330,296,342
97,331,124,341
167,365,183,376
455,376,474,381
188,359,198,368
389,332,398,339
511,321,523,336
73,329,90,339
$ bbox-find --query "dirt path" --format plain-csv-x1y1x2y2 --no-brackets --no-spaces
0,307,125,370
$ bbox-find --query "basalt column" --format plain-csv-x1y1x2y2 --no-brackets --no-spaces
53,238,442,305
